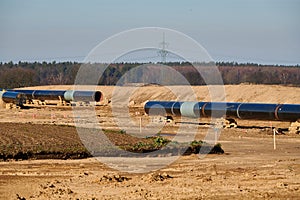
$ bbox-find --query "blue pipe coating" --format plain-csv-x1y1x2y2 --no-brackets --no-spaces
144,101,300,122
8,89,102,102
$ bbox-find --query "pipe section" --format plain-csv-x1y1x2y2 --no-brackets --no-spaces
64,90,102,102
144,101,177,116
0,91,27,106
144,101,300,122
9,89,102,102
180,102,200,118
33,90,66,101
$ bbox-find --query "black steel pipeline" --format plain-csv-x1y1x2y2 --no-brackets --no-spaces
9,89,35,99
9,89,102,102
144,101,300,122
0,91,27,106
144,101,178,116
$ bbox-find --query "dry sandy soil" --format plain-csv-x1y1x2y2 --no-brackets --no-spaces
0,84,299,199
14,84,300,105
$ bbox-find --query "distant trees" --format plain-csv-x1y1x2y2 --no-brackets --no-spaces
0,67,37,88
0,61,299,88
218,65,300,85
0,61,80,88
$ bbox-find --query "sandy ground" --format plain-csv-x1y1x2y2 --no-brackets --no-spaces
0,84,299,199
0,131,299,199
16,84,300,105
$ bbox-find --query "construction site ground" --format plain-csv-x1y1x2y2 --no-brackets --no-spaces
0,84,299,199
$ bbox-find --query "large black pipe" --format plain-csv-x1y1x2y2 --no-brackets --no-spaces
9,89,102,102
144,101,178,115
0,91,27,106
11,89,35,100
144,101,300,122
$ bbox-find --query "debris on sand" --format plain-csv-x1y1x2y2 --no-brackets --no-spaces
143,172,173,182
99,174,131,183
16,194,26,200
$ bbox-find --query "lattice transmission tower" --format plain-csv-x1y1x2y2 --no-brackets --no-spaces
158,32,169,63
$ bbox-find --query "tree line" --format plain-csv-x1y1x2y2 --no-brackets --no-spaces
0,61,299,89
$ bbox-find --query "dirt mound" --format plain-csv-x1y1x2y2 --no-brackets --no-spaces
142,172,173,182
20,84,300,106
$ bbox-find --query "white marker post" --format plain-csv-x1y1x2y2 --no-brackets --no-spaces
140,117,142,133
270,121,276,150
273,128,276,150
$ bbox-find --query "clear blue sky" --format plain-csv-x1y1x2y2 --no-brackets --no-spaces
0,0,299,64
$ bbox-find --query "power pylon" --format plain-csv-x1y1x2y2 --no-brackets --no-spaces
158,32,168,63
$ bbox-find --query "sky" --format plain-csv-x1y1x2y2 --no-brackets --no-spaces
0,0,299,65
